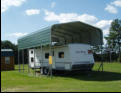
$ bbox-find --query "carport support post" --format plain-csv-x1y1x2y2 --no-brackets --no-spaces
40,45,43,75
27,49,30,74
18,49,20,72
22,50,24,73
49,43,52,78
101,45,103,72
34,48,36,76
98,45,104,72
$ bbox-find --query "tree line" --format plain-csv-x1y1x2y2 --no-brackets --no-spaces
105,19,121,62
1,19,121,64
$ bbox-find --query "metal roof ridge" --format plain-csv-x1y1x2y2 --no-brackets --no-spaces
52,21,102,31
18,26,52,40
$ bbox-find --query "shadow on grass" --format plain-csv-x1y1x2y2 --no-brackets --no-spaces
12,68,121,81
53,70,121,81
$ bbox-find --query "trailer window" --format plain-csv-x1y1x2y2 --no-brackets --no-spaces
45,53,49,59
31,57,34,62
59,52,64,58
31,50,33,54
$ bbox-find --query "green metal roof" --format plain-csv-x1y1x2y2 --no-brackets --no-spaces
18,21,103,50
18,27,51,50
52,21,103,46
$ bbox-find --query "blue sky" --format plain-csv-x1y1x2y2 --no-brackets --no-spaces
1,0,121,44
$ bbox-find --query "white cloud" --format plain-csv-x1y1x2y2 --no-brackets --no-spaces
44,10,98,24
105,0,121,14
25,9,40,16
96,20,112,30
93,20,112,44
112,0,121,7
4,32,28,44
95,20,112,37
44,10,112,33
51,2,56,8
77,14,98,24
44,10,112,45
105,4,118,14
1,0,26,13
8,32,28,38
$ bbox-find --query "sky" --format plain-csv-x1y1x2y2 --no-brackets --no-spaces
1,0,121,44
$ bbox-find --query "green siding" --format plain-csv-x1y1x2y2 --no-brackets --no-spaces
18,27,51,50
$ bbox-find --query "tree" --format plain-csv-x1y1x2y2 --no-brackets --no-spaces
1,40,18,51
105,19,121,62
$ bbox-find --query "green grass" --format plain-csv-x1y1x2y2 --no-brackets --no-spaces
1,62,121,92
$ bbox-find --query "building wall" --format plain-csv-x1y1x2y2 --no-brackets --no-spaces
1,56,14,71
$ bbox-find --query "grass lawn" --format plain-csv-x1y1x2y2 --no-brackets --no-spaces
1,62,121,92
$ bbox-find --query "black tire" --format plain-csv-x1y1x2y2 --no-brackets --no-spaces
88,69,92,71
43,68,48,75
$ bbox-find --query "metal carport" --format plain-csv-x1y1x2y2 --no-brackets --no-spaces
18,21,104,76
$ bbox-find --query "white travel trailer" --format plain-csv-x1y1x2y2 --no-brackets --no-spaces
29,44,94,71
18,21,103,74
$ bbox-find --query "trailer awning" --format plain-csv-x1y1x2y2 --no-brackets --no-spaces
18,21,103,50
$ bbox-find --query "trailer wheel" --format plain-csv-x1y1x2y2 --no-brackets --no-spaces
88,69,92,71
43,68,48,75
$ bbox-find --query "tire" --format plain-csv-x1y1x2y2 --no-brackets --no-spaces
43,68,48,75
88,69,92,71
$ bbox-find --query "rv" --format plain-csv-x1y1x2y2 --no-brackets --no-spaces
29,43,94,73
